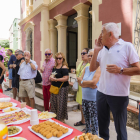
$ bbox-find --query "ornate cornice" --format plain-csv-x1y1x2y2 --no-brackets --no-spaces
23,21,35,31
19,3,48,26
48,0,65,10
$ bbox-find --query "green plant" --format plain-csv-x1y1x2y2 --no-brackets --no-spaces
0,40,9,48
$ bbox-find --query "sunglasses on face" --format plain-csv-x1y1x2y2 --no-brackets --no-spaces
15,54,18,56
45,53,51,56
88,55,93,57
81,52,87,55
56,57,62,60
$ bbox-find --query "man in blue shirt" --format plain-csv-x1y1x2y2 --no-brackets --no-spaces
5,49,16,91
18,51,38,108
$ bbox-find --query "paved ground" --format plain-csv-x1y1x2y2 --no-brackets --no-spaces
3,84,140,140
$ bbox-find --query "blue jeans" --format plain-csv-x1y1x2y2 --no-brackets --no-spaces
8,69,13,80
96,91,128,140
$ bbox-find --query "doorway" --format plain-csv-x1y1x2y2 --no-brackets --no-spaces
67,13,78,70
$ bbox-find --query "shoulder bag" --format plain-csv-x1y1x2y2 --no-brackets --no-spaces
49,82,64,94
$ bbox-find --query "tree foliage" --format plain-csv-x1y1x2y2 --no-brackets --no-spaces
0,40,9,48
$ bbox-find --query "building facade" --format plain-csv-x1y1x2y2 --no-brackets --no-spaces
9,18,21,50
19,0,138,70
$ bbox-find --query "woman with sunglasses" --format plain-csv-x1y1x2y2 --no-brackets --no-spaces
74,48,90,126
49,52,69,122
77,49,100,134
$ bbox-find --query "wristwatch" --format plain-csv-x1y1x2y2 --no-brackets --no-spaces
81,80,83,84
119,67,123,74
29,62,32,64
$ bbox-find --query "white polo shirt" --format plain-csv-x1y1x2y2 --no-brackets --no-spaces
97,39,139,96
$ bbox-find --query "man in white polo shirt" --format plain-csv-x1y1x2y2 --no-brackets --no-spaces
90,22,140,140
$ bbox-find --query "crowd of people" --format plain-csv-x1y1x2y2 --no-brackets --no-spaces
0,22,140,140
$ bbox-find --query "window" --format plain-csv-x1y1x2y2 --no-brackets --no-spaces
88,6,92,49
15,23,16,27
16,38,18,41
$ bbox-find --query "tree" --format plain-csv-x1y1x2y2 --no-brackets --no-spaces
0,40,9,48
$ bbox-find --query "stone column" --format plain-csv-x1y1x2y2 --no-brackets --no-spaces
92,0,102,48
29,0,33,14
73,3,90,68
48,19,57,56
54,14,68,58
26,0,29,16
40,7,50,66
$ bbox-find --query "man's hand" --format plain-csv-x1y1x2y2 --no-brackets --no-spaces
106,65,121,74
25,56,30,63
19,59,25,66
94,34,103,52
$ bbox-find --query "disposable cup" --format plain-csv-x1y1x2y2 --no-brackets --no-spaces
20,102,26,108
31,109,38,120
30,119,39,126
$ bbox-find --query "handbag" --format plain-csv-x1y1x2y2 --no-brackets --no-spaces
72,63,88,91
49,82,64,94
34,70,42,84
72,79,78,91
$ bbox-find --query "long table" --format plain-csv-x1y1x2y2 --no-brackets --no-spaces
0,94,82,140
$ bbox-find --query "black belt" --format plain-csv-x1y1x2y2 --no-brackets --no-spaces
21,79,30,81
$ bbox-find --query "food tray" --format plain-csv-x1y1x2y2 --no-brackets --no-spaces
0,102,17,110
8,137,27,140
0,109,30,126
39,112,56,120
71,135,104,140
2,107,21,113
28,119,73,140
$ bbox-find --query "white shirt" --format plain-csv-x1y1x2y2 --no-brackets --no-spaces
97,39,139,96
18,60,38,79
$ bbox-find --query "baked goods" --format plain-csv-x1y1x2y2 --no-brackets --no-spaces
4,107,17,112
31,121,69,139
74,133,104,140
0,102,13,109
0,110,30,124
8,126,20,135
38,111,56,119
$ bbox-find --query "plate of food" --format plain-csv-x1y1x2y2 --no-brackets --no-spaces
3,107,21,113
8,126,22,137
38,111,56,120
0,102,17,110
0,110,30,125
8,137,27,140
71,133,104,140
28,119,73,140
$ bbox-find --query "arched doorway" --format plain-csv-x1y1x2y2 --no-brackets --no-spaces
26,28,33,59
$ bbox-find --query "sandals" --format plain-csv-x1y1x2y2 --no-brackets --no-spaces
81,128,86,133
74,121,86,126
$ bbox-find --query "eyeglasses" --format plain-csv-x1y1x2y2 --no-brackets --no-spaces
56,57,62,60
88,55,93,57
81,52,87,55
45,53,52,56
15,54,18,56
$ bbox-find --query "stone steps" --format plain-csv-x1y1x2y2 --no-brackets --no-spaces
3,80,79,112
35,87,75,101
